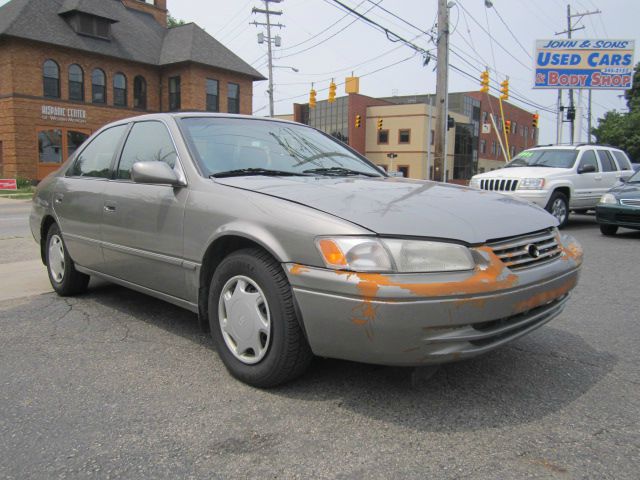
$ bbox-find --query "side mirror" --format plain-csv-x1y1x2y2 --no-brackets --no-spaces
618,175,629,183
131,161,185,186
578,164,596,174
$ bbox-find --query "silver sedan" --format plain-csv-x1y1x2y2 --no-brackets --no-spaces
31,113,583,387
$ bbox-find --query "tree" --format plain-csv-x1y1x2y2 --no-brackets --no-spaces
592,62,640,161
167,13,186,28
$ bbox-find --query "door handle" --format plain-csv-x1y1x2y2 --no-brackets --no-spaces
104,204,117,212
54,193,64,204
594,176,602,181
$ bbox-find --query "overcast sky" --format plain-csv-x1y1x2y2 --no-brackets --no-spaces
3,0,637,143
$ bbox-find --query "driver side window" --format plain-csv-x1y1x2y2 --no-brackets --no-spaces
116,121,177,180
578,150,598,172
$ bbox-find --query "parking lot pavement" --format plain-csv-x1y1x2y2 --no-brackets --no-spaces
0,211,639,479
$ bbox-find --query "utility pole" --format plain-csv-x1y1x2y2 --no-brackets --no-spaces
433,0,449,182
587,89,592,144
555,4,601,144
252,0,284,117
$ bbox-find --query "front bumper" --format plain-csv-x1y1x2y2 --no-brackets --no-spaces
596,204,640,229
285,235,582,366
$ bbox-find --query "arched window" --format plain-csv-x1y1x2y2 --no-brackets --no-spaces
133,76,147,110
68,64,84,102
43,60,60,98
92,69,106,104
113,73,127,107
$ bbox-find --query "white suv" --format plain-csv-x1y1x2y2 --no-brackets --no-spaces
469,145,635,227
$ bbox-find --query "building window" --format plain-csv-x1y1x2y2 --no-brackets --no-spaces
206,79,219,112
76,14,111,39
524,126,528,138
482,111,488,123
377,129,389,144
480,139,486,154
511,121,517,135
397,165,409,178
431,129,435,145
510,146,516,157
169,76,181,110
133,76,147,109
113,73,127,107
491,140,497,155
398,129,411,144
228,83,240,114
68,64,84,102
38,129,63,163
92,68,106,104
67,130,90,158
43,60,60,98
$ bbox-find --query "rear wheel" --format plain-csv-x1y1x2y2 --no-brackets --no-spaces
208,248,313,388
546,191,570,228
600,224,618,236
45,223,90,296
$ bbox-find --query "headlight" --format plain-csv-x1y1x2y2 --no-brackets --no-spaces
469,178,480,189
316,237,475,273
517,178,545,190
599,193,617,204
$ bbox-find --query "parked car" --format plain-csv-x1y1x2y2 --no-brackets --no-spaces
31,114,583,387
469,144,635,227
596,168,640,235
631,163,640,172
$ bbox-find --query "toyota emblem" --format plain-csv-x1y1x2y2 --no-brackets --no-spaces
527,244,541,258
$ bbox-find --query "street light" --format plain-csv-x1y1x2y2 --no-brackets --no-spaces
273,65,299,72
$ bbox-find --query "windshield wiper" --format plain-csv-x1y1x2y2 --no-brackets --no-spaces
210,168,310,178
302,166,379,177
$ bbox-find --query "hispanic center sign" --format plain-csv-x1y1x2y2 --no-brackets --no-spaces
534,39,635,89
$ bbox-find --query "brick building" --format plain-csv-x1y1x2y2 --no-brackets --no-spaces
0,0,265,180
463,92,539,172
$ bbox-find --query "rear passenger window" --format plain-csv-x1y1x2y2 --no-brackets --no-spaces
117,121,177,180
578,150,598,172
68,124,127,178
597,150,616,172
612,151,632,170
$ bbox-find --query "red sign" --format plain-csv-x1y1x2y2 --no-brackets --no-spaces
0,179,18,190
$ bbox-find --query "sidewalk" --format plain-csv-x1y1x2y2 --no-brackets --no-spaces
0,260,52,302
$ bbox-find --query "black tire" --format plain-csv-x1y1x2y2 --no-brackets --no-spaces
208,248,313,388
45,223,90,296
600,224,618,236
545,191,570,228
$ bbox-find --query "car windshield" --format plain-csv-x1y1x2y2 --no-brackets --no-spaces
180,117,384,178
505,149,578,169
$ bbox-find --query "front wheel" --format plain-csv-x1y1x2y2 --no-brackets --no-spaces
208,248,313,388
45,223,90,296
546,192,570,228
600,224,618,236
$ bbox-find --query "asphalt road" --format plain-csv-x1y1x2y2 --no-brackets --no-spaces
1,202,639,479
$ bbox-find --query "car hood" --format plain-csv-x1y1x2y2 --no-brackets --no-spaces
215,176,556,244
610,181,640,197
473,166,569,178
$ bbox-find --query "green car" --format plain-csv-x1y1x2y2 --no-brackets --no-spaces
596,168,640,235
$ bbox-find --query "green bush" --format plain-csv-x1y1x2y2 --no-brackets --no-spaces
16,177,33,189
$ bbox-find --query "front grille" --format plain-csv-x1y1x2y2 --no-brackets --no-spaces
479,178,519,191
615,213,640,224
620,198,640,207
488,228,562,270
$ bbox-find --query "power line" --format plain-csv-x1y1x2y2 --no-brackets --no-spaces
490,4,532,60
214,0,253,37
273,0,381,60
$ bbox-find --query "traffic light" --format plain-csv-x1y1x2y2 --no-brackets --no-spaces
309,88,316,108
480,70,490,93
377,118,383,131
566,105,576,121
532,113,539,129
447,115,455,130
328,80,337,103
500,78,509,100
505,120,511,134
355,114,361,128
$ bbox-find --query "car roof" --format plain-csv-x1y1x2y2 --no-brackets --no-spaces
530,144,624,151
105,112,300,128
